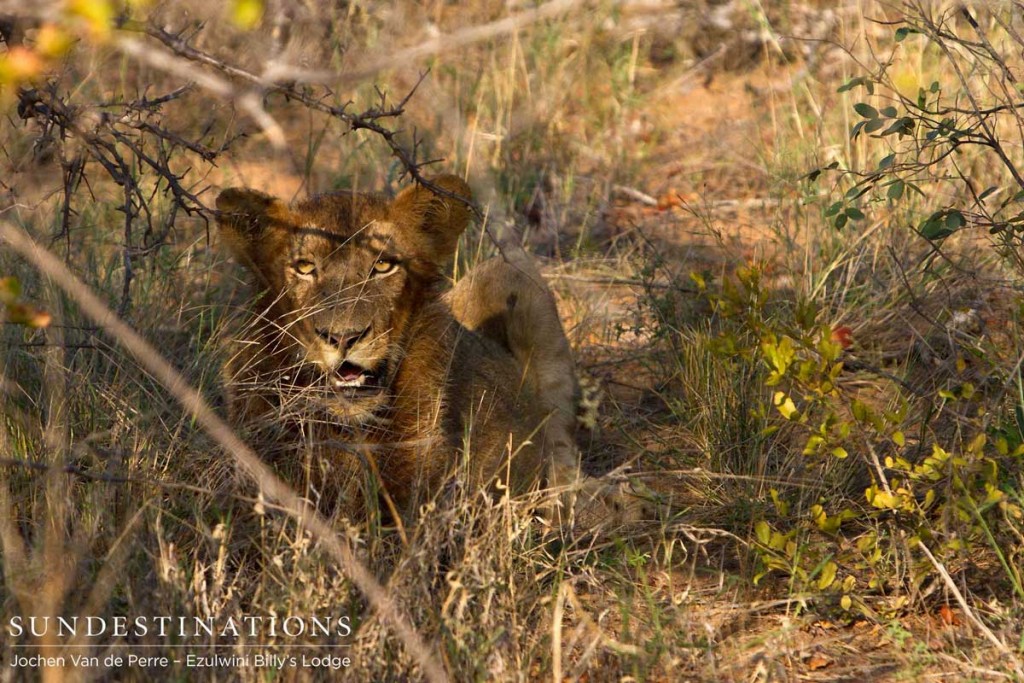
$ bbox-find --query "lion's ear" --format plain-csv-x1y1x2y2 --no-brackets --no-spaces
215,188,287,265
392,174,473,264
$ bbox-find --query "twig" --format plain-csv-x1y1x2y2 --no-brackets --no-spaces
0,457,215,496
916,537,1023,677
115,35,287,148
842,357,924,397
612,185,658,206
546,272,697,292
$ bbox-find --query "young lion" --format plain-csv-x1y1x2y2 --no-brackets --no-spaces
215,175,583,520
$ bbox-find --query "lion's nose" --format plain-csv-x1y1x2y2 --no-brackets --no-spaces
315,326,370,353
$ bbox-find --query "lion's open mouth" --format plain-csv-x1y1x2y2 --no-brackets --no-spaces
282,360,383,395
333,360,373,389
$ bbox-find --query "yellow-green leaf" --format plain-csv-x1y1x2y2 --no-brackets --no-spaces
984,483,1005,505
6,303,51,328
967,432,986,454
774,393,798,420
35,25,73,58
0,276,20,303
810,504,826,528
803,434,824,455
232,0,264,29
754,520,771,546
67,0,114,39
867,486,897,509
769,489,789,516
817,561,838,590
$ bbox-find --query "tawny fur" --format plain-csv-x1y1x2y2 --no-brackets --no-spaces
215,175,582,519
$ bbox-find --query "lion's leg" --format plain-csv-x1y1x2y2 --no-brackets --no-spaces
572,476,655,527
447,256,581,508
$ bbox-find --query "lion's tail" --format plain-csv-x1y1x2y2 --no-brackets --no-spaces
447,249,580,478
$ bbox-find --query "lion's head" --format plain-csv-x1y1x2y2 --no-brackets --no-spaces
216,174,472,420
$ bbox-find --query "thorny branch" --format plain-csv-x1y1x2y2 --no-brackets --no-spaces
7,13,494,314
137,21,485,219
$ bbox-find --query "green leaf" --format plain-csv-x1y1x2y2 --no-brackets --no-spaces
879,153,896,169
883,117,915,137
854,102,878,118
978,186,999,201
895,27,915,41
864,118,885,134
880,106,898,118
838,77,865,93
887,180,905,200
945,210,965,231
845,185,868,200
845,207,865,221
763,336,796,374
920,211,964,240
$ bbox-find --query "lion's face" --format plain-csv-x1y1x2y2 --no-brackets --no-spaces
216,175,472,419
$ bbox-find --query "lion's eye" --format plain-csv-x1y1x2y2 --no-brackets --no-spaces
371,259,397,276
293,260,316,276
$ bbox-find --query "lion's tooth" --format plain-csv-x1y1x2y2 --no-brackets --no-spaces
334,374,366,388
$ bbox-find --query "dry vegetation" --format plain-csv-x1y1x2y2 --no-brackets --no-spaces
2,0,1024,681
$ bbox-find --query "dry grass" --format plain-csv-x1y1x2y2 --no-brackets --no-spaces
2,0,1024,681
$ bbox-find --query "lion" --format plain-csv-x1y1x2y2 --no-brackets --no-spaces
214,174,595,523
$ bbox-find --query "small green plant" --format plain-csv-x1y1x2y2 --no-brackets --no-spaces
674,249,1024,625
807,5,1024,267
